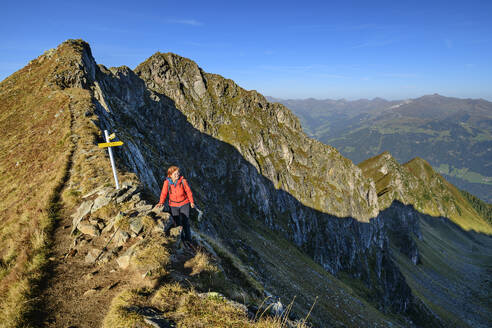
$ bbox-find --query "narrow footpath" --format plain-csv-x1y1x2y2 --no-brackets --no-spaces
40,210,136,328
39,100,137,328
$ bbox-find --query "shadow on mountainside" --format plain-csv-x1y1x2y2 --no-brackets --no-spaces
82,63,473,327
380,201,492,327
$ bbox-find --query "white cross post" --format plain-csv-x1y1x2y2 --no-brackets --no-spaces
99,130,123,189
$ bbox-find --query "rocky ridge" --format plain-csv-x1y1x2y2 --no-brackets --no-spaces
4,38,491,326
86,44,417,315
45,39,450,322
134,52,379,221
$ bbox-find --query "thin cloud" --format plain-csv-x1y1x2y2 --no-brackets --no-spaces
183,41,229,48
290,23,391,32
88,26,130,33
352,39,394,49
381,73,418,78
259,64,353,78
167,19,203,26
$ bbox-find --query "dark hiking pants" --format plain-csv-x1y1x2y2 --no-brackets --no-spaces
167,203,191,242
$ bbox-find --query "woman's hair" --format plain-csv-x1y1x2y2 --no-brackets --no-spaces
167,165,180,177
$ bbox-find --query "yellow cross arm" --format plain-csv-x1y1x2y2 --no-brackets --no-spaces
98,141,124,148
108,133,116,140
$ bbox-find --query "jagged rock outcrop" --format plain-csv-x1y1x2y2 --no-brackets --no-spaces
92,46,413,313
134,52,379,221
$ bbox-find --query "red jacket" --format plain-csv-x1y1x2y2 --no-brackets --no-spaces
159,176,194,207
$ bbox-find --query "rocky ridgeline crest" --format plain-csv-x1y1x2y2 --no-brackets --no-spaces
134,52,379,221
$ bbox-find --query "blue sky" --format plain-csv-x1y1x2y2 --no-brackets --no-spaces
1,0,491,100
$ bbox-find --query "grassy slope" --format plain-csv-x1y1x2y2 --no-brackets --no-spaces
392,217,492,327
359,152,492,234
404,157,492,233
360,152,492,327
233,216,407,327
0,39,135,327
0,44,75,326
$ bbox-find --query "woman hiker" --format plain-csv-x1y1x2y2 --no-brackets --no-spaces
156,166,195,246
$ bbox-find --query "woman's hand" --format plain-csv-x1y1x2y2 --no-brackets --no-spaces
191,203,195,209
155,203,163,208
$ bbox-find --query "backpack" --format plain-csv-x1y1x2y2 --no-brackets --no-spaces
167,177,184,195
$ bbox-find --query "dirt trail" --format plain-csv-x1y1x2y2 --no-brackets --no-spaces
39,99,137,328
38,96,199,328
40,211,197,327
40,215,136,328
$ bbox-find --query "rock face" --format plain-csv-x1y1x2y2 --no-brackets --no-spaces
49,40,427,315
134,52,379,221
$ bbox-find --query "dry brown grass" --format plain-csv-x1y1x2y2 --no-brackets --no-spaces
0,39,138,326
184,250,219,276
0,42,73,326
131,235,171,277
102,288,152,328
104,283,314,328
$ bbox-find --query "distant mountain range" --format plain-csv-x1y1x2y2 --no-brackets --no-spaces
268,95,492,203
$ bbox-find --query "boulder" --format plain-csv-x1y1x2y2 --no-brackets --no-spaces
271,299,284,316
135,201,153,212
101,218,115,234
116,185,138,204
129,217,143,235
71,200,93,234
97,186,114,197
81,186,104,199
115,230,130,247
131,193,142,203
89,217,101,225
91,194,111,213
116,246,136,269
107,184,130,199
78,221,100,237
85,248,101,264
